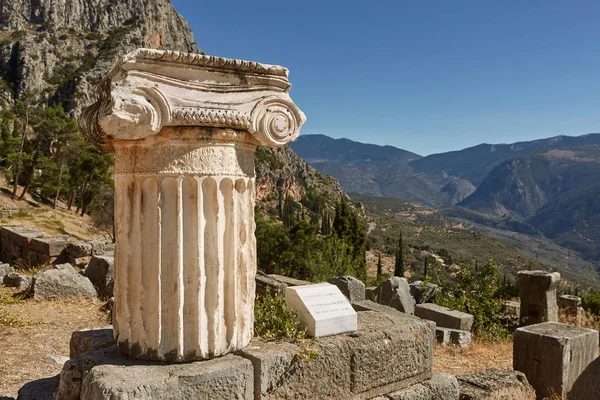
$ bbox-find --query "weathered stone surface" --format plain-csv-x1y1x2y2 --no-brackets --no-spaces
385,372,458,400
70,328,115,358
513,322,599,399
239,310,434,400
30,237,69,257
457,369,535,400
415,303,474,331
79,49,305,362
55,344,253,400
372,277,416,315
0,262,12,278
66,242,93,258
328,275,366,302
17,375,59,400
84,256,114,299
366,286,377,301
268,274,311,286
517,270,560,326
255,270,287,297
54,263,76,273
33,268,97,301
409,281,439,304
3,272,33,291
81,352,253,400
435,328,471,348
89,241,106,256
569,357,600,400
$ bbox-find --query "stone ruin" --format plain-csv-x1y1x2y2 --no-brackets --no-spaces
13,49,596,400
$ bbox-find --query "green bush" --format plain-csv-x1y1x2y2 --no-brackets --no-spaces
582,290,600,315
435,259,518,339
254,290,306,340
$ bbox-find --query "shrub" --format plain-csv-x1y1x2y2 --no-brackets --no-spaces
435,259,518,339
254,290,306,340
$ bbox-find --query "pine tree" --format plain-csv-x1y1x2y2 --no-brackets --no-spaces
377,252,383,278
394,232,404,277
282,194,296,228
332,197,366,280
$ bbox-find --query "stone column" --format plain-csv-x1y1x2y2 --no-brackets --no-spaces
79,49,305,362
517,270,560,326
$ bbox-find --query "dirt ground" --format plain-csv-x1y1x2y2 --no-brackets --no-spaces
0,286,107,398
0,280,515,398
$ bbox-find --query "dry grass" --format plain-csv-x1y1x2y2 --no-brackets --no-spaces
0,286,107,398
433,338,513,375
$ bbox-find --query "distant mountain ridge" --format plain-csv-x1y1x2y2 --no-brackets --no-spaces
291,133,600,267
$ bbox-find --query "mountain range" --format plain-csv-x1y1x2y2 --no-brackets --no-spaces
291,133,600,267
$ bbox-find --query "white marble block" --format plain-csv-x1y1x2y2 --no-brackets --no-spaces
79,49,305,362
285,283,358,337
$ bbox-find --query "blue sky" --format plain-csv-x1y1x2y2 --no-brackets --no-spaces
170,1,600,155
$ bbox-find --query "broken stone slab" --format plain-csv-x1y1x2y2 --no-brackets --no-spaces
415,303,474,331
66,242,93,258
255,270,287,297
33,268,97,301
267,273,311,286
3,272,33,291
30,237,69,257
568,357,600,400
70,327,115,358
384,372,459,400
457,369,535,400
436,327,471,348
409,280,439,304
239,310,434,400
55,344,253,400
54,263,76,273
328,275,366,302
89,241,105,256
371,277,416,315
517,270,560,326
513,321,599,399
84,256,114,299
365,286,377,301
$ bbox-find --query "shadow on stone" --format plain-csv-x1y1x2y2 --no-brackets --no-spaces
17,375,59,400
568,357,600,400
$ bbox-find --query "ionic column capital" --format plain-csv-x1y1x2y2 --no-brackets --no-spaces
79,49,306,152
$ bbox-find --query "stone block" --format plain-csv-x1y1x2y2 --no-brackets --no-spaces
457,369,535,400
328,275,366,302
30,237,69,257
436,327,471,348
569,357,600,400
33,268,97,301
67,241,93,258
267,273,311,286
70,328,115,358
89,241,105,255
415,303,474,331
81,352,253,400
84,256,114,299
372,277,416,315
17,375,59,400
55,344,253,400
0,262,13,278
239,310,434,400
255,270,287,297
409,280,439,304
385,372,459,400
366,286,377,301
513,322,599,399
517,270,560,326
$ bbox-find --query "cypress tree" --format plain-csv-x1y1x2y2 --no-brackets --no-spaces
394,232,404,277
424,258,428,279
377,252,383,278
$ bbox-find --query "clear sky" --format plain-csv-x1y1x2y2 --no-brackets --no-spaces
170,0,600,156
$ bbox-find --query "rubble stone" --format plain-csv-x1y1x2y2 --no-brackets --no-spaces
371,277,416,314
457,369,535,400
328,275,366,302
415,303,474,331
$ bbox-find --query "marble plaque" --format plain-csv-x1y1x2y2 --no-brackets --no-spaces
285,283,358,337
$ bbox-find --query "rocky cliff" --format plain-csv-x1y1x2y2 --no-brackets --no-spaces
0,0,198,111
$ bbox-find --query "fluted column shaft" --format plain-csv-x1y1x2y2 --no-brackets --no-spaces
113,127,257,361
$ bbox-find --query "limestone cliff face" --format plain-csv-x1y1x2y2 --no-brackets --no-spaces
0,0,198,110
